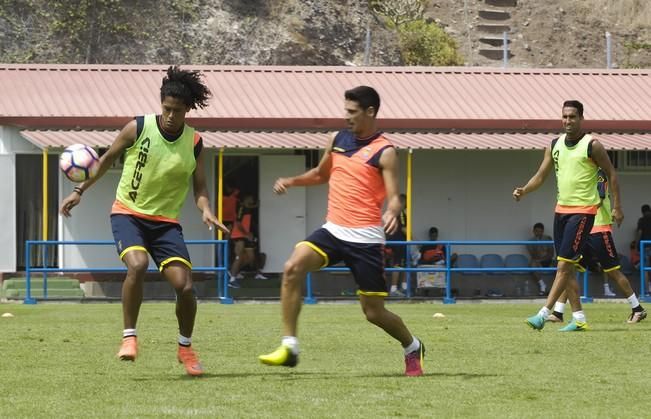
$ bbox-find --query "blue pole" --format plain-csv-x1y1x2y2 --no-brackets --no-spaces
24,241,36,304
304,272,317,304
221,239,233,304
405,242,412,298
641,241,651,303
443,243,455,304
43,245,48,300
215,241,223,298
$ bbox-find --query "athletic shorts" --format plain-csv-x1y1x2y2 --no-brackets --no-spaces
300,228,387,296
110,214,191,271
579,231,621,273
553,213,595,264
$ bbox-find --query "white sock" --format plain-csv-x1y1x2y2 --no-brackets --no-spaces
627,294,640,309
401,282,407,291
403,336,420,355
123,328,136,338
537,307,551,318
390,285,398,293
282,336,299,355
572,310,586,323
553,302,566,314
604,283,611,291
178,335,192,346
538,279,546,292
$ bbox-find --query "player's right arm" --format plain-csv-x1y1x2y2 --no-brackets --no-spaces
59,120,137,217
513,146,553,201
272,133,335,194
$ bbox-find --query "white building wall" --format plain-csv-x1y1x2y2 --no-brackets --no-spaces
0,127,41,272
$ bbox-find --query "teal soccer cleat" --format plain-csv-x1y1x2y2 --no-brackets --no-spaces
526,314,545,330
558,320,589,332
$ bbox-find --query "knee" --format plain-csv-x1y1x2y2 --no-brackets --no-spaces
283,259,306,282
125,255,149,276
363,307,382,325
174,279,194,298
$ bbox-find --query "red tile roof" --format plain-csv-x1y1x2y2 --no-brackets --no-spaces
20,130,651,151
2,64,650,133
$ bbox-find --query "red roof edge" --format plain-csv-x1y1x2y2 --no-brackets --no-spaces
3,117,649,132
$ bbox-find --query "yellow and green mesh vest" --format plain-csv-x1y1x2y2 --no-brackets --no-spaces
594,170,612,227
551,134,599,207
115,114,196,220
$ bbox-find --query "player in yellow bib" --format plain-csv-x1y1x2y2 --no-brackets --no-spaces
547,169,646,324
513,100,623,331
60,66,229,376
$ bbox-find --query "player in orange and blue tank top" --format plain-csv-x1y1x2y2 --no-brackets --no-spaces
258,86,425,376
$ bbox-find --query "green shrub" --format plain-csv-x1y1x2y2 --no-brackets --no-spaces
397,19,463,66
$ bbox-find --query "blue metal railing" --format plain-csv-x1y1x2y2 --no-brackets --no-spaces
23,240,230,304
306,240,651,304
641,240,651,302
23,239,651,305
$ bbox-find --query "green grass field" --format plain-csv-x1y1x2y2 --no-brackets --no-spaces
0,301,649,418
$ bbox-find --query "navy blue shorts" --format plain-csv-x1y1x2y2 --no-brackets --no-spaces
553,213,595,264
110,214,191,271
301,228,387,296
579,231,621,273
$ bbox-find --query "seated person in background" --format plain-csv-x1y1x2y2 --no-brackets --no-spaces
630,241,640,270
386,194,407,296
418,227,457,266
527,222,554,296
228,194,267,288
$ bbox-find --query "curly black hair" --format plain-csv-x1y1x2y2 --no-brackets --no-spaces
160,65,212,110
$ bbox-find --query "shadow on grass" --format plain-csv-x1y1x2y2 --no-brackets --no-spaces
584,328,641,333
131,370,499,381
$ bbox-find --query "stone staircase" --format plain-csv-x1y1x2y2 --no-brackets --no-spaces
477,0,517,63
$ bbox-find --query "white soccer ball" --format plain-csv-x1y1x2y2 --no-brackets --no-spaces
59,144,100,182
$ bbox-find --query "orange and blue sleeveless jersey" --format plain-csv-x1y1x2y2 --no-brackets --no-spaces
326,130,393,229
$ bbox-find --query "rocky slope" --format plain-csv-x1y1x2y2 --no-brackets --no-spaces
0,0,648,68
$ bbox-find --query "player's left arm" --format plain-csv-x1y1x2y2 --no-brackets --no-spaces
379,146,401,236
591,139,624,227
193,146,229,233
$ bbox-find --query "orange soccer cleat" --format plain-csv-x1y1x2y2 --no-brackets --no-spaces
117,336,138,361
177,345,204,377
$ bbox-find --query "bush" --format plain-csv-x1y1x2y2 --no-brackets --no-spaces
397,19,463,66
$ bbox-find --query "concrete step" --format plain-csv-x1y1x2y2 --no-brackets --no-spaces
478,9,511,20
479,36,512,47
476,24,510,34
478,48,514,60
484,0,517,7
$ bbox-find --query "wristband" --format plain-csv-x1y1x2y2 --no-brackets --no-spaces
73,186,84,196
